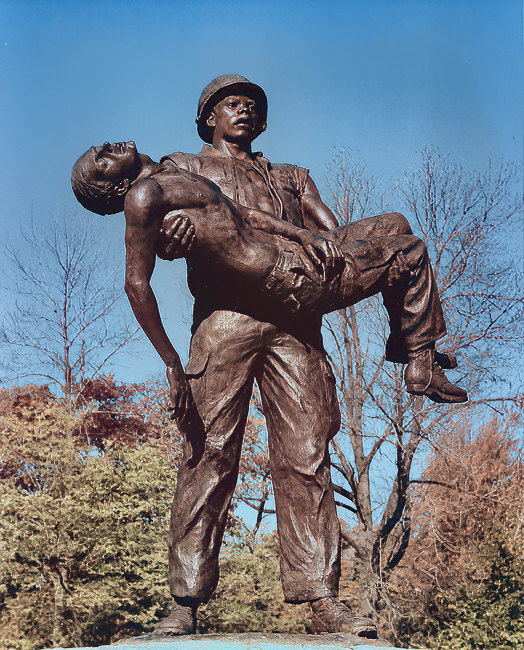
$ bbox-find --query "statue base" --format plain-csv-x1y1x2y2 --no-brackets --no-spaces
54,632,424,649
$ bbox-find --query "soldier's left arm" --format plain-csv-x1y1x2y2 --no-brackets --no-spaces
301,175,339,232
301,176,344,278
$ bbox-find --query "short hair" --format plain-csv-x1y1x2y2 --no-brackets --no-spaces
71,149,126,216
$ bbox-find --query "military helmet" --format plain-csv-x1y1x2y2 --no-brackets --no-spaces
196,74,268,144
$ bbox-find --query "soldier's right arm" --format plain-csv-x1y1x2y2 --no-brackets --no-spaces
155,154,198,260
156,213,195,260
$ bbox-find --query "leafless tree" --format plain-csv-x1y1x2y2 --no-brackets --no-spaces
322,146,523,625
1,210,139,408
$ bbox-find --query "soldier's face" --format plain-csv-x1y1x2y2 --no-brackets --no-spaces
89,141,139,181
207,95,263,144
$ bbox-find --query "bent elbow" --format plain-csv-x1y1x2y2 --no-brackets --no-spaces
124,278,150,303
390,212,412,235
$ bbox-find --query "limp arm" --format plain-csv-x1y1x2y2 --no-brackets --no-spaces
123,180,192,422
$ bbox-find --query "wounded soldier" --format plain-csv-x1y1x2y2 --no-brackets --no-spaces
71,140,467,415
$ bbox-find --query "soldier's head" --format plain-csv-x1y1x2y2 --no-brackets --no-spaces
71,141,140,215
196,74,268,146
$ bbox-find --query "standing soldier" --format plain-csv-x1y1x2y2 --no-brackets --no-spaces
154,75,462,637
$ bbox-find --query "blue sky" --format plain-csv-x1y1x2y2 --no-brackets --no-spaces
1,0,522,384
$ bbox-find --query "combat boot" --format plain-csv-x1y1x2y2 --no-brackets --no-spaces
307,597,377,637
151,600,197,637
405,347,467,404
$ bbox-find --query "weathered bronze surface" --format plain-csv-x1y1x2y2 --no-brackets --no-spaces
71,75,467,638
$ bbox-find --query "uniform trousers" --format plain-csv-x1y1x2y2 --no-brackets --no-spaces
169,310,342,604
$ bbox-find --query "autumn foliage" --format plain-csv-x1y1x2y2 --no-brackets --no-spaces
393,413,524,649
0,379,179,648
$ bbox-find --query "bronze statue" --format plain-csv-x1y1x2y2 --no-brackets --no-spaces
71,75,467,638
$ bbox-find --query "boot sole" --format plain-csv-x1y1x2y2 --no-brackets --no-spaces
307,615,378,637
407,385,468,404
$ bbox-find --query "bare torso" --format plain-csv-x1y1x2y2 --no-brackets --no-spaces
151,167,280,293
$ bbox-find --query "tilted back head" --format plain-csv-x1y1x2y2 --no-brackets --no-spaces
71,149,128,216
196,74,268,144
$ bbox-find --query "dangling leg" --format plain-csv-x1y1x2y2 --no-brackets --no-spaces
333,230,467,404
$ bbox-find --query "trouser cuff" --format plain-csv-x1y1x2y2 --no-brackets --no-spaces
173,595,204,607
283,585,338,604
